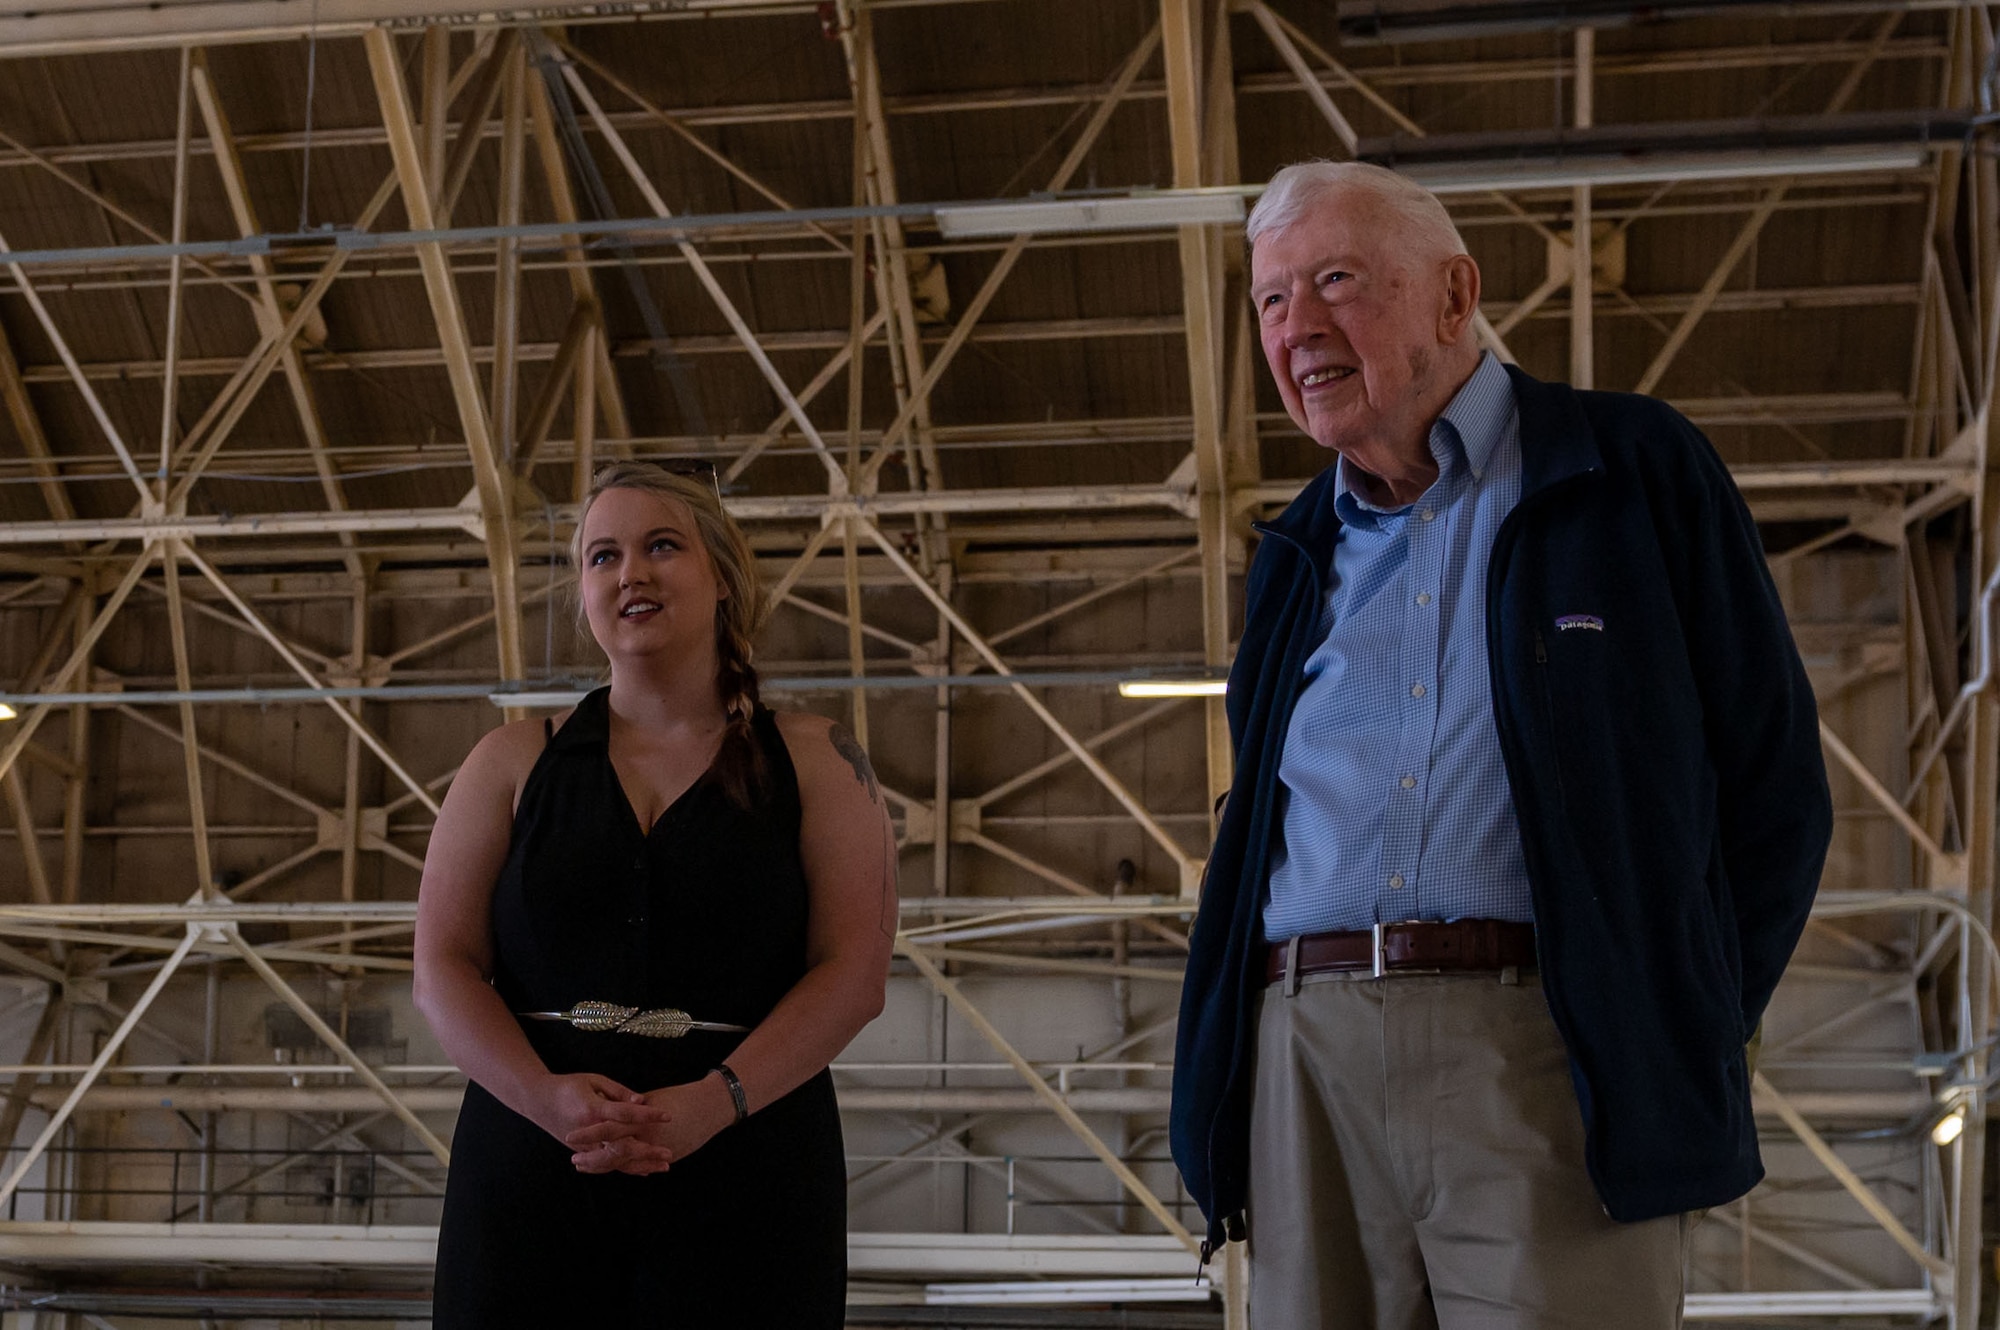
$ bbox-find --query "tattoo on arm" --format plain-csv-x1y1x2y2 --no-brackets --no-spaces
828,723,881,803
827,723,896,939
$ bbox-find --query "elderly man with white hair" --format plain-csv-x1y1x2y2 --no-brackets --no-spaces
1170,161,1832,1328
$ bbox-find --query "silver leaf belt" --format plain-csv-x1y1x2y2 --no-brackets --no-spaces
519,1000,749,1038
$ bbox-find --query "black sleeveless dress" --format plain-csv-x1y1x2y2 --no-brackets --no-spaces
432,690,847,1327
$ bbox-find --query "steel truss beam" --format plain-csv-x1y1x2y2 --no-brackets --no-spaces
0,456,1964,549
0,285,1924,386
364,26,527,694
0,32,1953,144
187,51,366,581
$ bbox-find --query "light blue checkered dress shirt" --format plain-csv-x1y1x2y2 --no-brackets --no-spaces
1263,352,1534,941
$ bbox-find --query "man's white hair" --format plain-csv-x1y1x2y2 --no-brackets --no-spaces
1246,161,1467,264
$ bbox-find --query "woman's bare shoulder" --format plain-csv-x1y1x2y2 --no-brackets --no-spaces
772,709,838,746
461,709,572,795
772,710,848,769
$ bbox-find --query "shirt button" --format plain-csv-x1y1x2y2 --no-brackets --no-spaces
1420,508,1435,522
1415,592,1432,607
1411,683,1427,698
1400,775,1417,790
1387,873,1406,889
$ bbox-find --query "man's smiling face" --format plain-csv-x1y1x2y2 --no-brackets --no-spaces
1251,187,1467,479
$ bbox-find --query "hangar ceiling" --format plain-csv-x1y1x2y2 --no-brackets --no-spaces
0,0,1993,1324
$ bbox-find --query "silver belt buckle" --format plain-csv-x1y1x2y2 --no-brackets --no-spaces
1371,922,1387,978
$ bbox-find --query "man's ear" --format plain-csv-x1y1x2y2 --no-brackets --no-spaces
1438,254,1482,346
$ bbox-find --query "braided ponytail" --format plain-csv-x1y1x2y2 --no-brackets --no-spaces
711,591,769,809
574,461,770,809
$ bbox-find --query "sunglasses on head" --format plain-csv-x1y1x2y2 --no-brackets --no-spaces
654,457,722,502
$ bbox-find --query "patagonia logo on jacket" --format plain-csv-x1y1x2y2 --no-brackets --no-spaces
1555,613,1604,632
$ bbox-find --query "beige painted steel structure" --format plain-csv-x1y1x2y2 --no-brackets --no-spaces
0,0,1991,1325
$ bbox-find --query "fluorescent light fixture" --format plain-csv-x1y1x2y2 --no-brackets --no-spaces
488,690,588,709
935,190,1246,238
1334,0,1885,45
1932,1108,1966,1146
1119,679,1227,698
926,1278,1215,1306
0,703,15,721
1401,145,1925,196
903,914,1105,946
1683,1289,1941,1318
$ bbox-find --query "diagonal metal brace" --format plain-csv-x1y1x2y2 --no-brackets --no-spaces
900,941,1198,1256
223,923,451,1165
1756,1070,1950,1280
0,922,200,1211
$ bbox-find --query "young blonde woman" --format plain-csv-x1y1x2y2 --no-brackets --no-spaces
417,462,895,1326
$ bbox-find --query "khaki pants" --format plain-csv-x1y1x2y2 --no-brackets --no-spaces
1247,971,1687,1330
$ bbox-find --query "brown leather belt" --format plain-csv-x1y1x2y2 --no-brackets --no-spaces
1264,919,1537,986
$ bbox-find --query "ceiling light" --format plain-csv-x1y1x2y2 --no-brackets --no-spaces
935,190,1246,238
1932,1109,1966,1147
904,914,1106,946
1401,146,1927,196
1334,0,1906,44
0,703,15,721
1118,679,1228,698
488,690,588,709
925,1278,1214,1305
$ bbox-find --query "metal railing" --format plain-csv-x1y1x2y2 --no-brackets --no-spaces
0,1144,446,1227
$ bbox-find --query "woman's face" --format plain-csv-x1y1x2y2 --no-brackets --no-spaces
577,487,726,667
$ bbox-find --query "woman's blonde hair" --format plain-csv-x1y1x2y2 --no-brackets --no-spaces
572,461,768,807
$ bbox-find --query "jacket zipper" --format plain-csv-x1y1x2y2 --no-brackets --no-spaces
1483,464,1604,1185
1482,467,1597,931
1532,626,1571,814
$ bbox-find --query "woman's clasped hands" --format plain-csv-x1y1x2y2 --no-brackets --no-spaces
537,1070,740,1176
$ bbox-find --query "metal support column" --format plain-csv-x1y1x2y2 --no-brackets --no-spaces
1162,0,1236,894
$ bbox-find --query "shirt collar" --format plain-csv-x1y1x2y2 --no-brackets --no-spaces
1437,350,1512,479
1332,350,1511,527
